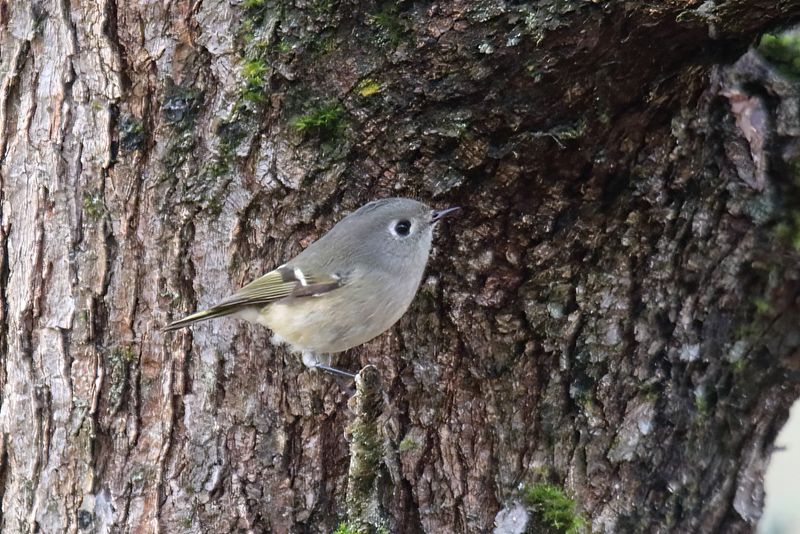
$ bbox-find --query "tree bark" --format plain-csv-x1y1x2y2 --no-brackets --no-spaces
1,0,799,532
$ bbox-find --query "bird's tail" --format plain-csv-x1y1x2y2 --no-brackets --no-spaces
163,304,240,332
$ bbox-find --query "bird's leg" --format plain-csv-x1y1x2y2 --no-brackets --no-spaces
315,364,357,379
301,351,355,379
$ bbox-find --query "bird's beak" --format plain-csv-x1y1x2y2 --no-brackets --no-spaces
430,206,461,222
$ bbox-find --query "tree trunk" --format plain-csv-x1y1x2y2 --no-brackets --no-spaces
1,0,799,532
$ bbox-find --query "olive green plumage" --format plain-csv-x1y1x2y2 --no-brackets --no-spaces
165,198,458,373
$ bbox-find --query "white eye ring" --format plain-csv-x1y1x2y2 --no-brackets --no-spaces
389,219,413,237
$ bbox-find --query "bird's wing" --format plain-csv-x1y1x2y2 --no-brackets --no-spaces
220,265,343,307
163,265,342,331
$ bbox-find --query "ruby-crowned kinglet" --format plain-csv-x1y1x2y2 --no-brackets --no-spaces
165,198,459,376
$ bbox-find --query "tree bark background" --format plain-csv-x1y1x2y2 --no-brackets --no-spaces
0,0,799,532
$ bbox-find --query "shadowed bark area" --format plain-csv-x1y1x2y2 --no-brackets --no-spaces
0,0,799,532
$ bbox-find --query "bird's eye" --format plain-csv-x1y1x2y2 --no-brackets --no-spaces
394,220,412,236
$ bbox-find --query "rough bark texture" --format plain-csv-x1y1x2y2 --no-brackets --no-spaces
345,365,384,532
1,1,799,533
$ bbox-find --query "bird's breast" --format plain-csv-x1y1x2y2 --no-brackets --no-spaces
258,269,422,354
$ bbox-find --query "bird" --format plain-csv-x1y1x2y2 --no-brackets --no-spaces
164,197,459,376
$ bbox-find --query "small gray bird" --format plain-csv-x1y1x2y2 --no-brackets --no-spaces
165,198,459,376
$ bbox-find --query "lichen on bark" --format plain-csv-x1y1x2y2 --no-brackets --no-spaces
344,365,386,533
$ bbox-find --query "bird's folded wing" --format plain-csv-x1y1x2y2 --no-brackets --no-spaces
163,266,343,332
218,265,342,307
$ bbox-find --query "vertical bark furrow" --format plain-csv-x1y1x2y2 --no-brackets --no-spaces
0,40,29,164
0,434,6,526
0,217,8,405
153,348,175,534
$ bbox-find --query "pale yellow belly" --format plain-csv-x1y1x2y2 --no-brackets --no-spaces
256,293,406,354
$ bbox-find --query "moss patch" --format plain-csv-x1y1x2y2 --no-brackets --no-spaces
758,32,800,77
290,102,345,138
119,115,146,151
523,483,586,534
367,6,407,47
333,523,359,534
242,58,270,102
356,79,381,97
398,436,421,452
82,190,106,220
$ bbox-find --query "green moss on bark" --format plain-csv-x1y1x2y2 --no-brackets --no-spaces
522,483,586,534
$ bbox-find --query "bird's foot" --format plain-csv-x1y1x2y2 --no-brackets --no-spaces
313,363,356,379
301,351,355,379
